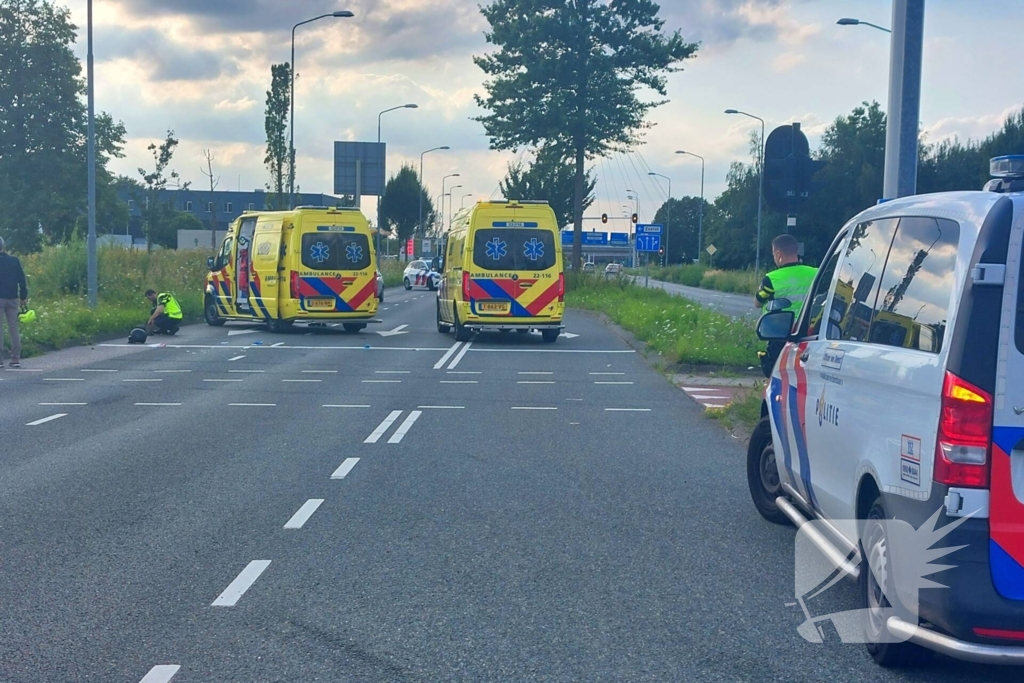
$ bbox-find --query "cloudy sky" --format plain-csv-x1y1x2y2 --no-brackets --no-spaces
65,0,1024,230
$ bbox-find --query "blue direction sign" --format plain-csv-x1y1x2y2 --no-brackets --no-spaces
635,223,662,253
561,231,610,246
609,232,630,246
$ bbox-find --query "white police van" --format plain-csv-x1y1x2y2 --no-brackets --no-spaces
749,156,1024,667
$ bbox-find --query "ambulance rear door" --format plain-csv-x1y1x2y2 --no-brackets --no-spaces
248,216,284,322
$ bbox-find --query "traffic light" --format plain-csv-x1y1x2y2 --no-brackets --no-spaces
631,213,638,224
797,157,827,199
601,213,608,224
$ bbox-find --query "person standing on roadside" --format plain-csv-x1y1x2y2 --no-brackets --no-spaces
754,234,817,376
0,236,28,368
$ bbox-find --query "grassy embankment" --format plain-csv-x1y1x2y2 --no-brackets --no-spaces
566,274,760,368
635,264,760,295
11,242,208,358
378,259,405,288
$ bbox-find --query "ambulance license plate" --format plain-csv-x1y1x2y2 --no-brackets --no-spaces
306,297,335,310
479,301,510,313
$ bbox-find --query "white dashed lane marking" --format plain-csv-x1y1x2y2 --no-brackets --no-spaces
26,413,67,426
365,410,403,444
519,372,554,375
125,379,163,383
44,378,83,382
362,379,401,383
39,402,87,406
511,406,557,411
605,408,652,412
418,405,464,409
138,665,180,683
594,381,634,385
135,403,182,407
284,499,324,529
331,458,360,479
441,380,477,384
388,411,422,444
81,369,117,373
303,370,338,374
323,404,370,408
282,379,322,383
154,370,190,374
518,381,555,385
211,560,271,607
590,372,625,376
204,379,242,383
229,403,277,407
228,355,246,362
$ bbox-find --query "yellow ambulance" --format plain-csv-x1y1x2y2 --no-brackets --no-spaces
437,200,565,342
204,207,379,333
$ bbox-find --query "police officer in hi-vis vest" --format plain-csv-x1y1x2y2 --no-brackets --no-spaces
754,234,817,376
145,289,184,335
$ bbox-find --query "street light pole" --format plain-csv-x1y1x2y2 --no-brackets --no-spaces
725,109,765,276
460,193,473,210
676,151,705,264
441,174,459,234
837,17,892,33
418,146,449,241
375,103,418,258
648,172,671,266
290,11,354,210
86,0,97,308
447,186,462,229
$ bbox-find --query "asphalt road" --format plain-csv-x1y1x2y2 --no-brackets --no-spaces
1,286,1018,682
630,275,756,319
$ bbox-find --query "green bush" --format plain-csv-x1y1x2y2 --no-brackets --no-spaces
567,277,760,367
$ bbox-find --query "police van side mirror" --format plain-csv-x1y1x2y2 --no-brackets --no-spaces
764,297,792,313
757,310,795,341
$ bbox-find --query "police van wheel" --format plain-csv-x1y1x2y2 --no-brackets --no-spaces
453,309,472,343
436,302,451,333
205,298,225,327
746,417,789,525
541,329,560,343
343,323,367,333
404,278,413,290
860,496,932,667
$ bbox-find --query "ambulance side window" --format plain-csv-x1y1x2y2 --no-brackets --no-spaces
218,237,234,269
827,218,899,342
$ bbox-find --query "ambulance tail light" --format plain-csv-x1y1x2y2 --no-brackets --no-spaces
934,371,992,488
463,271,471,295
557,273,565,302
290,271,299,299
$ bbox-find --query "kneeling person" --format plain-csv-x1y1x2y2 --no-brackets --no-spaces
145,289,183,335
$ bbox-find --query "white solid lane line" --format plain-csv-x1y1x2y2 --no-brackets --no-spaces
39,402,87,406
26,413,67,426
418,405,464,409
323,404,370,408
433,341,463,370
518,381,555,385
284,499,325,529
447,341,473,369
271,342,285,347
229,403,277,407
228,355,246,362
365,410,403,443
594,381,634,385
388,410,422,444
44,378,84,382
211,560,271,607
605,408,652,412
135,403,182,407
330,458,360,479
511,406,557,411
139,665,181,683
81,369,118,373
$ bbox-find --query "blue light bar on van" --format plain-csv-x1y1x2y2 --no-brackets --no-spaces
990,155,1024,179
317,225,356,232
492,221,539,228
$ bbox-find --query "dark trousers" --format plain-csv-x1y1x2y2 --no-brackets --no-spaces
150,313,180,334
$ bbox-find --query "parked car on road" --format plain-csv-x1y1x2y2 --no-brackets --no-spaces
605,263,622,275
748,155,1024,669
583,262,596,272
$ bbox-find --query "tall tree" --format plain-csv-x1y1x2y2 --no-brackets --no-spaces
137,130,188,250
474,0,696,270
500,145,597,228
264,63,291,210
0,0,126,252
199,148,219,248
380,165,435,242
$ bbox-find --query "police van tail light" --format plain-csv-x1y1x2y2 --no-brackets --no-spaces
290,271,299,299
557,273,565,302
934,372,992,488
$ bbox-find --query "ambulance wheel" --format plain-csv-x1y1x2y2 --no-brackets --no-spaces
541,329,560,343
860,495,932,667
453,308,472,342
267,319,292,333
746,416,789,525
436,302,451,333
343,323,367,333
404,278,412,290
205,297,225,327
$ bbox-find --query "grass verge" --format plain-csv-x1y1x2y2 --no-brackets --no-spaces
643,264,760,295
707,384,765,432
566,275,761,367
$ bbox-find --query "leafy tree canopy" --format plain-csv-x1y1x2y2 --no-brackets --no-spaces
380,165,435,242
500,145,596,228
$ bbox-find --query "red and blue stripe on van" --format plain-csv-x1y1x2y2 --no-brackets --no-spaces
293,275,376,312
990,426,1024,600
769,343,820,512
209,273,232,314
465,277,560,317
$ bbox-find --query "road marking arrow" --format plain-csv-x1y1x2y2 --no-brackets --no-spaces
227,329,255,337
377,324,409,337
561,332,580,339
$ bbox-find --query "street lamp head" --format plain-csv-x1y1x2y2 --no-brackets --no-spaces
439,146,450,150
837,17,860,26
332,10,355,18
724,109,739,115
676,150,687,155
404,103,419,109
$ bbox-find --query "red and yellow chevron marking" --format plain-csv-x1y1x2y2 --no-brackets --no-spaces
466,277,560,317
296,275,376,312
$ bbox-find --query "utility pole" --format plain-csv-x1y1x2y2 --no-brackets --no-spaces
86,0,97,308
883,0,925,199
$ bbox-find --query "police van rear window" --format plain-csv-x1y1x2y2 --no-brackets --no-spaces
473,229,556,271
301,232,371,271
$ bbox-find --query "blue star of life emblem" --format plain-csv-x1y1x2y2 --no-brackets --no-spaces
524,238,544,261
345,243,363,264
485,237,508,260
310,241,330,264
